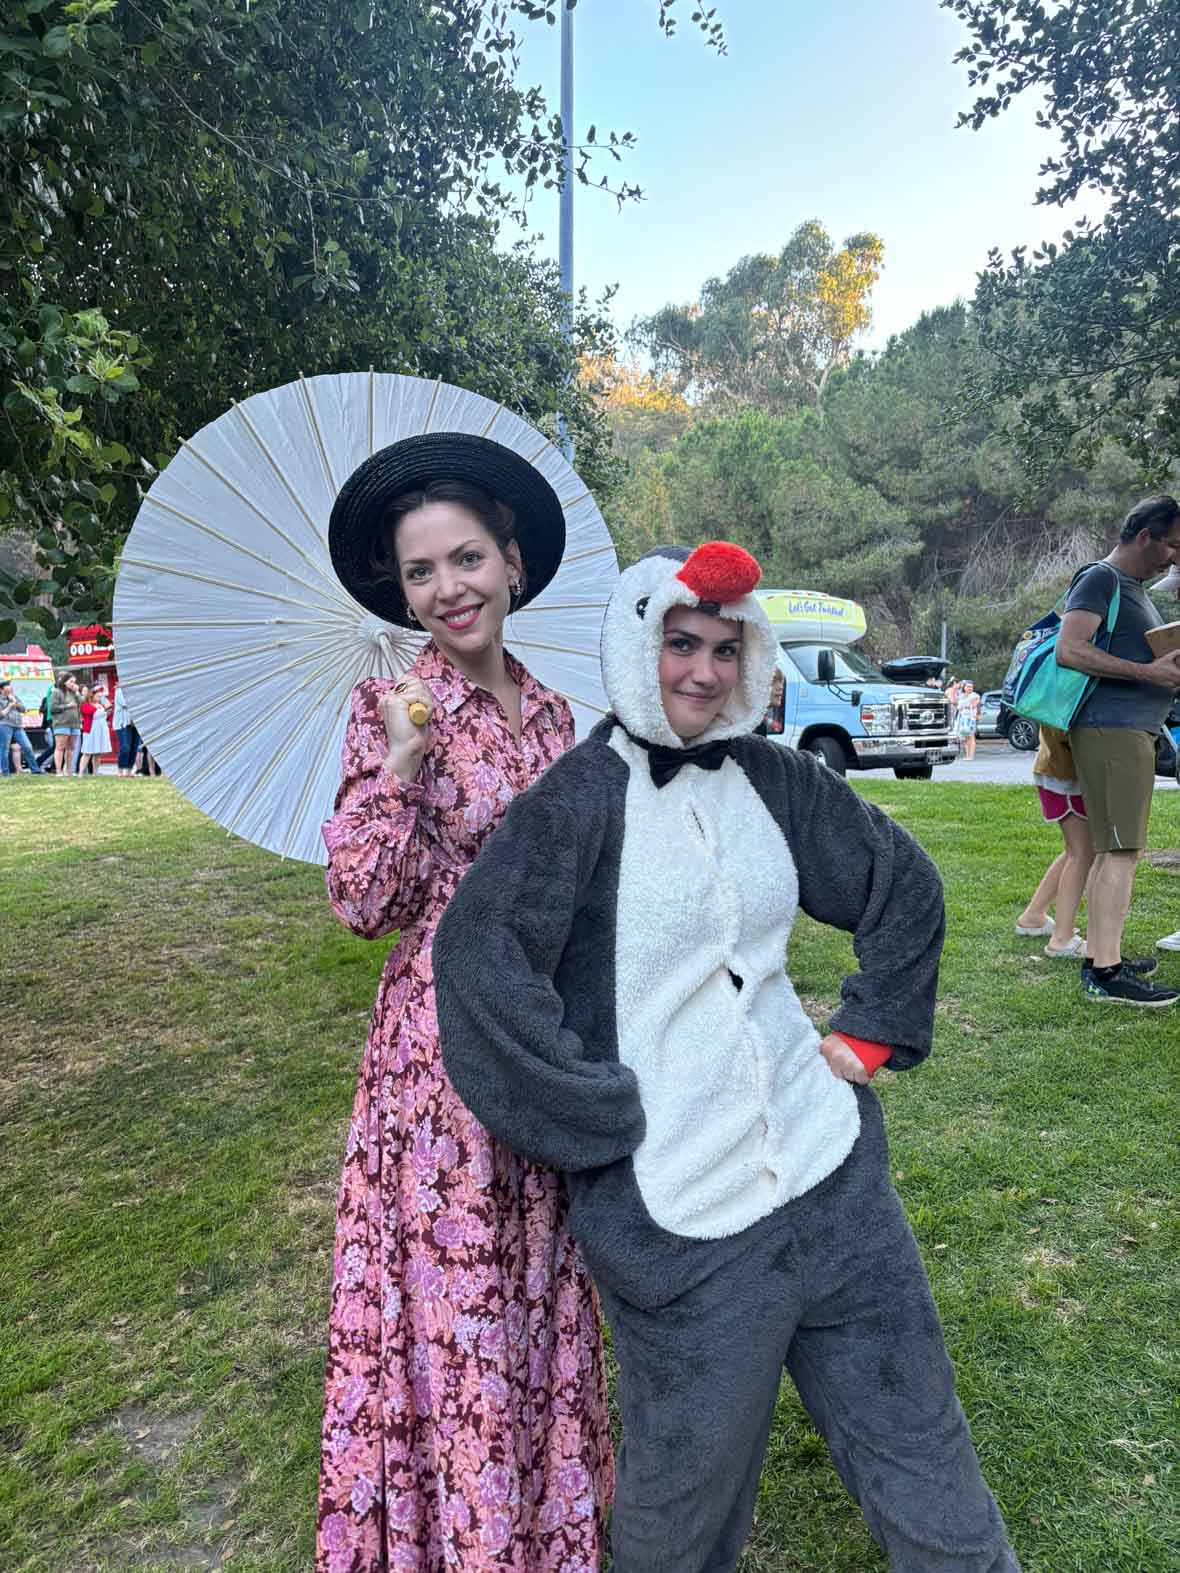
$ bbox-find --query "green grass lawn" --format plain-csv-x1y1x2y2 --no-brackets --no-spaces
2,775,1178,1572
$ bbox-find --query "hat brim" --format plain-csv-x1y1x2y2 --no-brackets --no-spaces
328,432,567,627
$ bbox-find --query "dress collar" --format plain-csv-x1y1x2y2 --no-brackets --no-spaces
414,640,558,727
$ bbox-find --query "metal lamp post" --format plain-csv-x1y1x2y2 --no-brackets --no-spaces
557,2,575,460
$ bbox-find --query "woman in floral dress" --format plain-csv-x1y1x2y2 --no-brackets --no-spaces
316,434,613,1573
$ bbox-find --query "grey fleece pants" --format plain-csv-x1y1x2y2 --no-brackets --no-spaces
598,1087,1020,1573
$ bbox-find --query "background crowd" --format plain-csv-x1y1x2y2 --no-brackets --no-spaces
0,671,160,778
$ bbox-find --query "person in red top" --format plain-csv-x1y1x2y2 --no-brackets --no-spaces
76,685,98,776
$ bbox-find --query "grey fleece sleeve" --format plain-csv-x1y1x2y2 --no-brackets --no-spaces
760,746,944,1068
433,765,646,1172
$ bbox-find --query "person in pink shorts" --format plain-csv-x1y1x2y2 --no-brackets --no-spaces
1015,724,1095,958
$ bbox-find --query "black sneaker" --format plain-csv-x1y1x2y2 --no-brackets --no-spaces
1082,963,1179,1007
1120,955,1159,978
1082,955,1160,978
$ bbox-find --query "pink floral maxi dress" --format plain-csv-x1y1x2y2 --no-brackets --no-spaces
316,642,613,1572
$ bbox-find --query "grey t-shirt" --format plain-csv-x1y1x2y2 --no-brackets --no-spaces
1065,562,1170,731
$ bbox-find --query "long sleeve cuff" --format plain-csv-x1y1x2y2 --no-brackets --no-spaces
833,1032,893,1078
322,766,425,851
368,764,426,806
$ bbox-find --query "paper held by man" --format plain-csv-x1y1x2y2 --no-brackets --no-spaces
1145,621,1180,658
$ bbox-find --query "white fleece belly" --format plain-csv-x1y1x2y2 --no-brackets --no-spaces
610,732,860,1240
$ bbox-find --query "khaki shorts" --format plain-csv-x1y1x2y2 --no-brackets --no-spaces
1068,727,1156,852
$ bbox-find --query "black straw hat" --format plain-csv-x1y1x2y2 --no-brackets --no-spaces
328,432,567,627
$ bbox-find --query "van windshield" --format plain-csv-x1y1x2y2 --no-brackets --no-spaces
783,643,890,685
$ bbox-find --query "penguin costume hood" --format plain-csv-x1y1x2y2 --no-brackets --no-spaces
601,541,777,749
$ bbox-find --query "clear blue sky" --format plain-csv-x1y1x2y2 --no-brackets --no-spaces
506,0,1098,351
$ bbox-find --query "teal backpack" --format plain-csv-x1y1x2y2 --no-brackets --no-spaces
1007,563,1121,730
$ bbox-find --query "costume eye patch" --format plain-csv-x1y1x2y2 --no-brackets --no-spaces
635,596,650,620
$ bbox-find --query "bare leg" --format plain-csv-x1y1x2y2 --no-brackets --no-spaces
1087,850,1140,968
1047,816,1096,952
1018,851,1064,930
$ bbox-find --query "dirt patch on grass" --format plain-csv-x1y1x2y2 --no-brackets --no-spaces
796,995,837,1027
1014,1246,1082,1319
185,1467,245,1538
81,1409,245,1572
94,1541,218,1571
116,1403,206,1467
1022,1247,1076,1272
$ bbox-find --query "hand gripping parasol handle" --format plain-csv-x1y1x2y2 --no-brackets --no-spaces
376,634,429,727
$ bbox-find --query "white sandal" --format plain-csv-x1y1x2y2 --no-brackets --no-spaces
1045,934,1086,958
1016,921,1054,937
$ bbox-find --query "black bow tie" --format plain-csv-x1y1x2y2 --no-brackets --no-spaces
626,730,734,789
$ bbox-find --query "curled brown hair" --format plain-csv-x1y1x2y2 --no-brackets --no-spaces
367,480,525,617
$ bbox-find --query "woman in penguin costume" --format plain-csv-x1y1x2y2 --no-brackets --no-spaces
434,542,1021,1573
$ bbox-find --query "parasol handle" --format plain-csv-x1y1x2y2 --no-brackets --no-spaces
374,630,429,726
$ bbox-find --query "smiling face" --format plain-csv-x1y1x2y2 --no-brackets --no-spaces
395,500,523,660
658,607,744,741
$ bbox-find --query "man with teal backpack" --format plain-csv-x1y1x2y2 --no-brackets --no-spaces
1056,496,1180,1005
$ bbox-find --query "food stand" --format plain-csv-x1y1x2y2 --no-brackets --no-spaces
0,644,55,754
67,623,119,766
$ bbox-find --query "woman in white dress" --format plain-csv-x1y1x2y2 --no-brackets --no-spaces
79,687,112,773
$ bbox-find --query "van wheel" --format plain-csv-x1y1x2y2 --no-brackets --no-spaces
894,765,933,780
802,736,847,775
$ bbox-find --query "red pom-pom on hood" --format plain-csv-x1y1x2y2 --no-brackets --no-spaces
676,541,762,605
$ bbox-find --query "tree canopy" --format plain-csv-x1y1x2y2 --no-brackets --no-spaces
635,221,884,414
607,301,1171,683
1,0,725,641
944,0,1180,481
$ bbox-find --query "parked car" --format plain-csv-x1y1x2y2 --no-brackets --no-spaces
991,701,1036,750
1154,706,1180,777
976,690,1003,739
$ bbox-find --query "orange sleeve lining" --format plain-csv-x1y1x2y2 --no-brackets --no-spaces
833,1033,893,1077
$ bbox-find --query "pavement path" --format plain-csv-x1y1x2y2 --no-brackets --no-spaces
855,737,1180,789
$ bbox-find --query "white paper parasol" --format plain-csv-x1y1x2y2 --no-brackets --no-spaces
112,372,618,864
